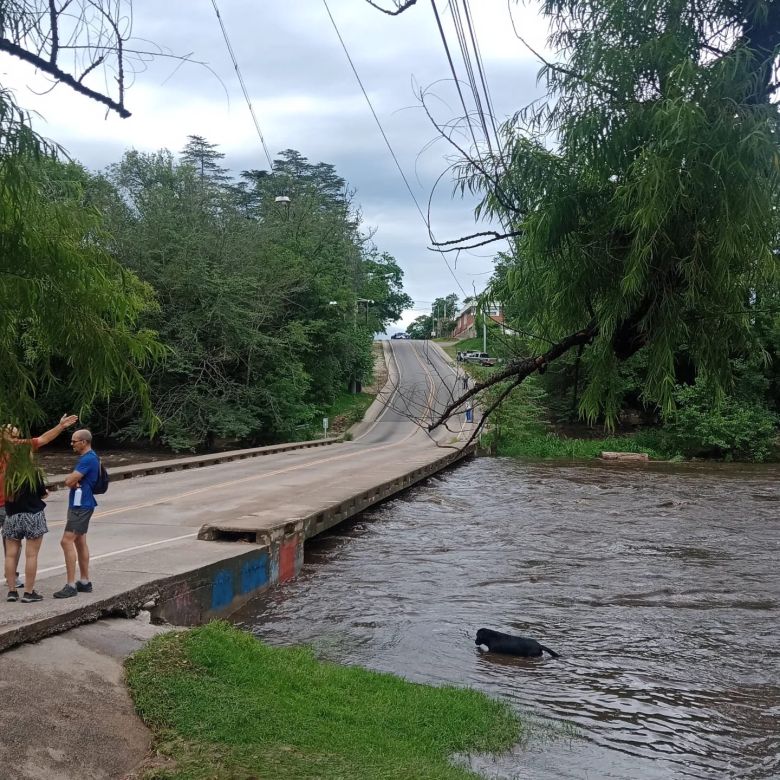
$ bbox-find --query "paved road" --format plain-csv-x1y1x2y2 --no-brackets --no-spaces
0,340,470,632
354,339,464,443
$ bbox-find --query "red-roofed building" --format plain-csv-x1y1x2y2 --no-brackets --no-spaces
452,304,504,339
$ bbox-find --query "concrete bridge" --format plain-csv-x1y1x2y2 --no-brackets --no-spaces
0,340,473,651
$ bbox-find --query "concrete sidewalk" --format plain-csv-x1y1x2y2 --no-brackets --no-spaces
0,616,169,780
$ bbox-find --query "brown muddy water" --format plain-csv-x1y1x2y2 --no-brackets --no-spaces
233,457,780,779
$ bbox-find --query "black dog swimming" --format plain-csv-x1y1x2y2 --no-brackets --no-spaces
475,628,559,658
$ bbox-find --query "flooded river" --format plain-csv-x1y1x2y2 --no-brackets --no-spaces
234,457,780,779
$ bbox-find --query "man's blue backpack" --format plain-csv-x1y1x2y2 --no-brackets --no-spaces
93,463,110,495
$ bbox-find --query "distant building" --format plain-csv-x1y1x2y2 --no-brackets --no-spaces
452,304,504,339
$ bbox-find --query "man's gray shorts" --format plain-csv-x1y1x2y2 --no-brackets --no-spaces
65,507,94,535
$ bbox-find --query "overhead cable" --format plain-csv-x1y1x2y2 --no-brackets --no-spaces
461,0,501,147
448,0,493,154
210,0,274,170
322,0,467,298
430,0,482,152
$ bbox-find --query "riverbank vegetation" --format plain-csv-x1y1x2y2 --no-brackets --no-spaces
386,0,779,458
126,622,520,780
446,327,779,462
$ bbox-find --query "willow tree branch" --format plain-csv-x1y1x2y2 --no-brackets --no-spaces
430,230,522,251
364,0,418,14
0,37,131,117
429,321,598,430
419,92,520,216
78,53,105,82
48,0,58,63
461,375,523,447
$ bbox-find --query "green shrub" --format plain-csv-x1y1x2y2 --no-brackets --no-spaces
496,431,666,460
662,380,778,461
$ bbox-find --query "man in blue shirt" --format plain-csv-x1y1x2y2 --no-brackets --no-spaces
53,429,99,599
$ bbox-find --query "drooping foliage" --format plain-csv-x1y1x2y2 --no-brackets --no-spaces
0,88,162,434
455,0,780,424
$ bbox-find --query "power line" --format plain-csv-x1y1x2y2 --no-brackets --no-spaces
435,0,517,255
210,0,274,170
430,0,482,152
449,0,492,154
322,0,467,299
460,0,502,149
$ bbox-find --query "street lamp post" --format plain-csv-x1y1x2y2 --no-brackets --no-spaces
274,195,291,220
356,297,374,326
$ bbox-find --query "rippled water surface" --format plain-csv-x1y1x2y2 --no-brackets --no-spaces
234,458,780,779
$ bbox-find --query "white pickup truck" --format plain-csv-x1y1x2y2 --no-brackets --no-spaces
457,351,498,366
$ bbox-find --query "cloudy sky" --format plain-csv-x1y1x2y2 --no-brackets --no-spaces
1,0,551,332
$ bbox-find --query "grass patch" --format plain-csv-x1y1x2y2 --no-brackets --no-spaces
324,391,374,428
126,622,521,780
474,374,673,460
496,431,667,460
302,391,375,439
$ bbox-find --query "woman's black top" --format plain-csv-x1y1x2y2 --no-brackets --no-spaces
5,475,47,515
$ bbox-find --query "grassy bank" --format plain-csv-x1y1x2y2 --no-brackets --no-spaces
457,362,672,460
310,390,375,438
126,622,520,780
495,431,668,460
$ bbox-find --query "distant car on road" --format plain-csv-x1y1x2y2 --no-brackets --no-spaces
391,333,411,340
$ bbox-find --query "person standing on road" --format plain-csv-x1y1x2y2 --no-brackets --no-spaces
0,414,78,589
3,470,49,602
53,429,99,599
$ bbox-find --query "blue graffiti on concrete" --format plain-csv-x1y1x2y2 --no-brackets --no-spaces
211,569,234,610
240,553,269,595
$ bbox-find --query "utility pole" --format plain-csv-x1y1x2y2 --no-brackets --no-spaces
483,319,487,353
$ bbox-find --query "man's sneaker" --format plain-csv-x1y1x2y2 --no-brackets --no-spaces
6,590,19,602
53,584,78,599
76,581,92,593
15,573,23,589
21,590,43,603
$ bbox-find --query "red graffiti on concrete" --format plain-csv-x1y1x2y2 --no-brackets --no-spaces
279,538,299,583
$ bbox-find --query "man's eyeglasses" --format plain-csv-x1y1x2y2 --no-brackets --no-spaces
70,439,83,444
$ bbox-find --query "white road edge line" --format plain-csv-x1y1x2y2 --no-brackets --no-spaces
36,532,198,576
